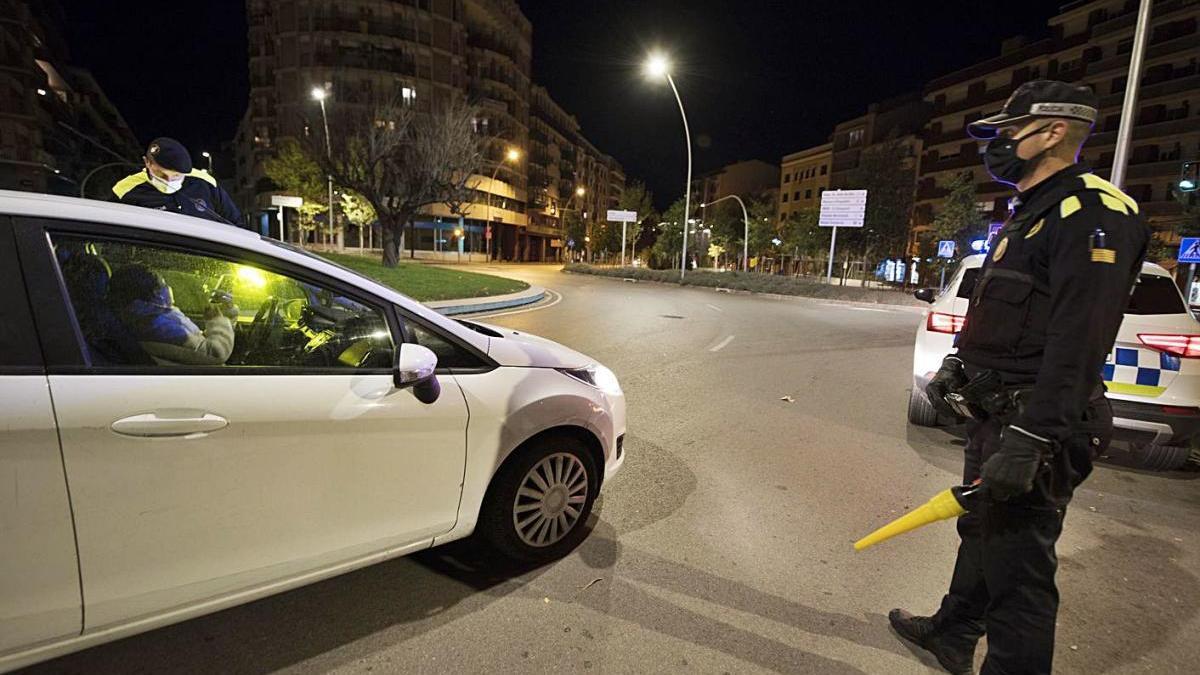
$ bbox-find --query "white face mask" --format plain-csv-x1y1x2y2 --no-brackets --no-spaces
148,170,184,194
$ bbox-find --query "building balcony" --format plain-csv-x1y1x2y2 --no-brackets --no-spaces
1092,0,1196,38
1098,71,1200,110
1087,32,1200,77
932,86,1011,117
311,49,417,76
1090,115,1200,147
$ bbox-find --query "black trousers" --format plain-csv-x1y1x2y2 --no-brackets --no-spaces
933,399,1112,674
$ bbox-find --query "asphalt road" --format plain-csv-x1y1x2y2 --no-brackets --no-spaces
26,265,1200,674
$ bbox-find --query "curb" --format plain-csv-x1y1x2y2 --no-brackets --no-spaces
426,285,547,316
561,270,924,311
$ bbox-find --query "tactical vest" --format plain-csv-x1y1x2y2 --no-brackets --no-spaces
955,169,1138,374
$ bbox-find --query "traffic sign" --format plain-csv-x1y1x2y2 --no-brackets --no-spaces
270,195,303,208
819,190,867,228
1179,237,1200,263
937,240,956,258
819,190,868,283
607,209,638,223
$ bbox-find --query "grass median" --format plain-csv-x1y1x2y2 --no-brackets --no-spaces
321,252,529,302
563,263,922,306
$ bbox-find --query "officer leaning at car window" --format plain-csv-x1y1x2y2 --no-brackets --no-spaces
889,81,1151,675
112,137,243,227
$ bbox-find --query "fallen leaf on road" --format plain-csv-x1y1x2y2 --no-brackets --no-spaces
780,395,795,403
1070,645,1079,651
579,578,604,592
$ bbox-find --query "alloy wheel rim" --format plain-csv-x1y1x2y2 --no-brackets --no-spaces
513,452,589,547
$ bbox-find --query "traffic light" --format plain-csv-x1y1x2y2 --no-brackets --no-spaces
1179,161,1199,193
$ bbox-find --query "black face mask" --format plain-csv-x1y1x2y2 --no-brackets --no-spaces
982,124,1052,186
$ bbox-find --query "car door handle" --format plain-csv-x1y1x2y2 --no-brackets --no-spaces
111,410,229,438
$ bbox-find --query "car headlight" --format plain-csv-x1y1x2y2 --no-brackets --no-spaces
558,364,622,395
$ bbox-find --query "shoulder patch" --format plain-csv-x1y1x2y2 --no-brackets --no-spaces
1080,173,1138,214
1098,192,1129,214
112,171,149,199
188,169,218,187
1060,195,1083,219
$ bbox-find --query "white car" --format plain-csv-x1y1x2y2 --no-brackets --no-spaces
911,253,1200,470
0,190,625,671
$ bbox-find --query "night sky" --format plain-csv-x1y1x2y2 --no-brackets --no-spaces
56,0,1055,206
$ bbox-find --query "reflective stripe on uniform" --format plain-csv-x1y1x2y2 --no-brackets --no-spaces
1098,192,1129,214
1080,173,1139,214
1060,195,1083,218
112,171,149,198
188,169,217,187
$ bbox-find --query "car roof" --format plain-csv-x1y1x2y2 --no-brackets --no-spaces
0,189,479,342
957,252,1170,276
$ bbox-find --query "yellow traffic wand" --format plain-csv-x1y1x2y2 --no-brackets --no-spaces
854,485,981,551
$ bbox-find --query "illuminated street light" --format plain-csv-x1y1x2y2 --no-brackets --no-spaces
643,51,692,279
486,147,522,261
575,186,586,197
311,86,327,101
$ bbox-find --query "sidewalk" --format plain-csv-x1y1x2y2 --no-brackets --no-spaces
425,284,547,316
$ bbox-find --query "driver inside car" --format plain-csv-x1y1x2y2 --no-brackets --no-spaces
108,264,238,366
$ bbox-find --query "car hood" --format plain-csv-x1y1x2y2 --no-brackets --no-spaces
467,321,594,369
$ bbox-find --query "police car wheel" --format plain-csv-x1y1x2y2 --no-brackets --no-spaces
907,388,942,427
1128,442,1192,471
477,434,599,562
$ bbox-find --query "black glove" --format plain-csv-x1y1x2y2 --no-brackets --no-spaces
981,426,1054,501
925,356,968,419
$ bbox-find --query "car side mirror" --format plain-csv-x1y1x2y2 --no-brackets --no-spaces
394,343,441,404
914,288,937,304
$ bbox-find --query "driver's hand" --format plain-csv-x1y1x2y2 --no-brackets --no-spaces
205,302,240,321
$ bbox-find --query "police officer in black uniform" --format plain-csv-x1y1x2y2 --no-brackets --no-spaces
889,81,1151,674
113,137,242,226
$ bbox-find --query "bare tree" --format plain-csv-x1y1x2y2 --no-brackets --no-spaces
307,93,487,266
418,99,487,258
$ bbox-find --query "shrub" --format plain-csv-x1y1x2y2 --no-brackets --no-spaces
562,264,923,306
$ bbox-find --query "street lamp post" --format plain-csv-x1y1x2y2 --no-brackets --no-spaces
79,161,139,198
644,52,692,280
701,194,750,272
311,86,337,250
201,151,214,175
486,147,521,262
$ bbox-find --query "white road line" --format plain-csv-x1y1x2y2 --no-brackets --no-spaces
466,289,562,319
819,302,895,313
706,304,724,312
708,335,735,352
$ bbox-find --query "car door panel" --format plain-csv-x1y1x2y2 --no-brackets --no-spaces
50,373,468,628
0,218,81,654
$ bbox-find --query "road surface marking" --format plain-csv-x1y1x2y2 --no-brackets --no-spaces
467,289,562,319
819,302,895,313
708,335,735,352
706,304,724,312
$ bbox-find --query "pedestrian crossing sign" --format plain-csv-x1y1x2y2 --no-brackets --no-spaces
1179,237,1200,263
937,240,955,258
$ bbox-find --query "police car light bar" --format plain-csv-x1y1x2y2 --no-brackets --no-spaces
1138,333,1200,358
927,312,965,334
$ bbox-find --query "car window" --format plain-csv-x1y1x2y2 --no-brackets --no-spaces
51,234,394,369
1126,274,1186,315
956,268,980,299
407,317,487,370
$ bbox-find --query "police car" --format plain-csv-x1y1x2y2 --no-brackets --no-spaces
911,253,1200,470
0,190,625,670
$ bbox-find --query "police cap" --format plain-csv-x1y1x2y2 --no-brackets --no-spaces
145,137,192,173
967,80,1100,140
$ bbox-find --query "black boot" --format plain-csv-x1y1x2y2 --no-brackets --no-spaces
889,608,976,675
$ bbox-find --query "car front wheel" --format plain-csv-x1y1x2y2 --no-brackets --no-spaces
478,434,600,562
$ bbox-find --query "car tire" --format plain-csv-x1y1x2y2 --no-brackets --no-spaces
478,434,600,563
1128,442,1193,471
908,387,942,427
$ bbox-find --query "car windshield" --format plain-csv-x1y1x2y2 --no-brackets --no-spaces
1127,274,1186,315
